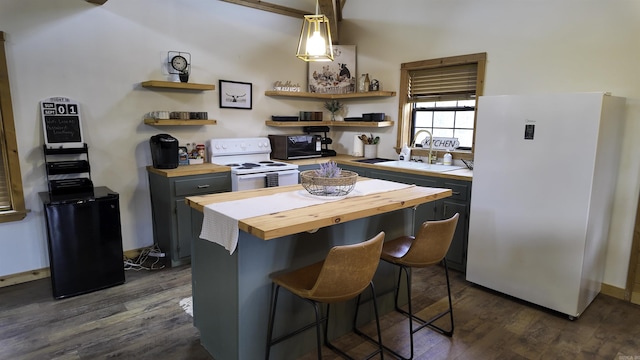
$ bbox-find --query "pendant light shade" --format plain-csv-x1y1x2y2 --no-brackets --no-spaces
296,9,333,61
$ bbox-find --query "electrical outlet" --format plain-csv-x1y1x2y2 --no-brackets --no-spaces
148,251,165,258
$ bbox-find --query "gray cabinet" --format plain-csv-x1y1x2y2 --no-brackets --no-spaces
435,179,470,272
148,171,231,267
347,164,471,272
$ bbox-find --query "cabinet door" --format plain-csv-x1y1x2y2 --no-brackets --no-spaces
176,199,193,260
435,178,471,273
440,199,468,272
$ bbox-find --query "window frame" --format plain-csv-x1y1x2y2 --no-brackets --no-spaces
395,53,487,159
0,31,27,223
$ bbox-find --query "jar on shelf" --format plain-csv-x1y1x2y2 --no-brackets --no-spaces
359,73,371,92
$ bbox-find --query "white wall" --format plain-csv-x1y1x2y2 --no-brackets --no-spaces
0,0,638,290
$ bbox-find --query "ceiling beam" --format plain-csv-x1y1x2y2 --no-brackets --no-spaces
318,0,339,44
219,0,345,44
219,0,308,18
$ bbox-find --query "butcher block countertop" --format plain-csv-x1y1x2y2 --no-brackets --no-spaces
285,154,473,181
145,155,472,181
186,179,452,240
146,163,230,177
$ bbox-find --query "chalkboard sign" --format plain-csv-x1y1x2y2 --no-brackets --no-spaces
41,97,85,149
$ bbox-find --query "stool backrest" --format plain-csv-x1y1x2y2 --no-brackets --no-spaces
308,231,385,303
401,213,459,267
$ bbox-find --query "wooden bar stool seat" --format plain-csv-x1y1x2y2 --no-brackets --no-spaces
265,232,386,360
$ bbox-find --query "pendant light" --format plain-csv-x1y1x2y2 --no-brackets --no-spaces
296,1,333,62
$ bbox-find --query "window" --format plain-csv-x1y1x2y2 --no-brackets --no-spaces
396,53,486,157
0,31,26,223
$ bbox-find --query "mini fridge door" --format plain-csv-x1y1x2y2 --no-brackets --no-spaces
41,187,125,299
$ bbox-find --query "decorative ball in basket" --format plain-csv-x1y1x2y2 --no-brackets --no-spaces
301,161,357,197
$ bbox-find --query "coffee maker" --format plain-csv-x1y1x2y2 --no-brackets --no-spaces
149,134,179,169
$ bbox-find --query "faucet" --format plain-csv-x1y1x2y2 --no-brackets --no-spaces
413,130,433,164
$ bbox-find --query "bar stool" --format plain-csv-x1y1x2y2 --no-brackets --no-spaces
357,213,459,360
265,232,386,360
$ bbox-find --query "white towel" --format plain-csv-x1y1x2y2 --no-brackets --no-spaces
200,179,413,254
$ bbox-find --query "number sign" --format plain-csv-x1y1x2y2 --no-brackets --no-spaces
41,97,84,149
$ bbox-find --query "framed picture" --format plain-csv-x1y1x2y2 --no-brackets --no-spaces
308,45,356,94
219,80,252,109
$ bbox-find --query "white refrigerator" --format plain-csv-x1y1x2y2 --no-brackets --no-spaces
466,92,625,318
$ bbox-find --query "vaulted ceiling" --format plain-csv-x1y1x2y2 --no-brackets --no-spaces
84,0,346,43
219,0,345,43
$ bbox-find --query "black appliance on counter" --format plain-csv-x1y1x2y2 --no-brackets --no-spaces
150,133,179,169
303,126,336,157
268,134,322,160
41,144,125,299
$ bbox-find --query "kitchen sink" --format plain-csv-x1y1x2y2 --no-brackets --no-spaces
353,157,396,164
375,160,465,172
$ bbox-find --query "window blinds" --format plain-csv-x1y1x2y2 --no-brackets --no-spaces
408,63,478,102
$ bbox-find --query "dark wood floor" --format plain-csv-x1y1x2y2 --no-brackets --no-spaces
1,264,639,360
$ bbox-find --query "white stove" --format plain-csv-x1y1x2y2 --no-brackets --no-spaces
208,137,299,191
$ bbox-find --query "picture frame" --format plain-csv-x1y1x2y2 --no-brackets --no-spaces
308,45,356,94
219,80,252,109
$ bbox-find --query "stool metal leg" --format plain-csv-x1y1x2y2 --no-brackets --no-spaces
266,284,326,360
356,260,455,360
351,281,385,359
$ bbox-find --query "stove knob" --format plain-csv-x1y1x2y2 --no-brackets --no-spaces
222,144,228,149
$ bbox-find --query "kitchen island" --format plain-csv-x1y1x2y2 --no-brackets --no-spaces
186,179,451,360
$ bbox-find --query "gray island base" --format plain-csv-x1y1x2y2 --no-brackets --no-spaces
186,181,451,359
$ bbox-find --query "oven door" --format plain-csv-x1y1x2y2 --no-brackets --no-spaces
233,170,299,191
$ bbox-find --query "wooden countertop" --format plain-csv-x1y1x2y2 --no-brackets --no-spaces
284,155,473,181
186,179,452,240
144,155,472,181
146,163,230,177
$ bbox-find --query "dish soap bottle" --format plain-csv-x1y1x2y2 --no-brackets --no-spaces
443,151,452,165
399,144,411,161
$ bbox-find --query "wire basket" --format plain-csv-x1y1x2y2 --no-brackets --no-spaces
300,170,358,197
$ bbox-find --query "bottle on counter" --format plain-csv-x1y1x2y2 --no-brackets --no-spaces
443,151,453,165
399,144,411,161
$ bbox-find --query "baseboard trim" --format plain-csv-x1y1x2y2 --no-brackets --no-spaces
1,259,628,300
600,282,626,300
1,247,148,288
0,268,51,288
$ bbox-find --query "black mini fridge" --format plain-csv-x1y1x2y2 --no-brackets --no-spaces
40,187,125,299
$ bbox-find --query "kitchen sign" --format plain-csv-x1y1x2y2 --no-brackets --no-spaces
421,137,459,150
41,97,84,149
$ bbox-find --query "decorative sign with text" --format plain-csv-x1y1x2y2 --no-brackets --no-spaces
41,97,84,149
421,137,460,150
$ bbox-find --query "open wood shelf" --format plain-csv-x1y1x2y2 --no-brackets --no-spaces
144,119,217,126
141,81,215,91
265,120,394,128
264,90,396,99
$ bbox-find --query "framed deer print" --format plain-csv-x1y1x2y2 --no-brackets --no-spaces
308,45,356,94
219,80,252,109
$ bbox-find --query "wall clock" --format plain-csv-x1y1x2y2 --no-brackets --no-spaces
170,55,188,72
167,51,191,83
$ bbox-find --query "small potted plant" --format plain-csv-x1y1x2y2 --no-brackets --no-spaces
323,100,343,121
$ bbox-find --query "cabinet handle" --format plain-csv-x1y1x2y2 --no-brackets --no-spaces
443,204,448,217
197,184,211,189
452,191,461,196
